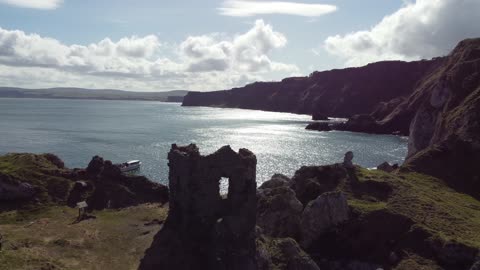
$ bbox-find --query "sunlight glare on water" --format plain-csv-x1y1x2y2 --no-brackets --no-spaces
0,98,408,185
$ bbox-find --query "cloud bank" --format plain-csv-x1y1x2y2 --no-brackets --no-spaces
324,0,480,66
0,0,62,9
0,20,298,91
219,0,337,17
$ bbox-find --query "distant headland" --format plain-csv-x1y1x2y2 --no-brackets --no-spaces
0,87,188,103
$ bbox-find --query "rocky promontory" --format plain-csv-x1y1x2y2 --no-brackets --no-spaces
183,59,442,121
0,153,168,212
402,38,480,199
338,37,480,139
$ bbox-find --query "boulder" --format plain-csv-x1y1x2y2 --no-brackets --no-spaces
256,233,320,270
343,151,354,169
376,162,398,173
432,239,478,268
257,185,303,238
300,191,349,248
332,114,381,134
306,122,332,132
290,165,347,206
86,158,168,210
259,174,291,189
0,173,36,201
43,153,65,169
86,155,104,176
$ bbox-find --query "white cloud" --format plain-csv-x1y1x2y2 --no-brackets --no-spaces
0,0,62,9
0,20,299,91
219,0,337,17
324,0,480,67
180,19,297,73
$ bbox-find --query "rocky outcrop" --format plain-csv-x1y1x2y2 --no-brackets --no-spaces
401,38,480,198
183,59,441,119
258,174,291,189
305,122,331,132
140,144,258,270
377,162,398,173
0,153,168,211
0,153,73,209
256,233,320,270
299,192,349,248
343,151,354,169
84,157,168,210
257,180,303,238
0,173,36,201
290,165,348,205
432,239,479,267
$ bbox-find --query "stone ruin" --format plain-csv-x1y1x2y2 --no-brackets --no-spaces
139,144,258,270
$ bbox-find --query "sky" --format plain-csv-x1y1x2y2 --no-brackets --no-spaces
0,0,479,92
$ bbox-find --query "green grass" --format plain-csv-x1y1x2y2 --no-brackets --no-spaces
0,153,74,207
394,253,442,270
0,204,168,270
346,167,480,249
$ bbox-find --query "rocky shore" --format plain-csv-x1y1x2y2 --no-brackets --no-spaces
0,153,168,212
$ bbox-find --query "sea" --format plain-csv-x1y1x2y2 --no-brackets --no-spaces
0,98,408,185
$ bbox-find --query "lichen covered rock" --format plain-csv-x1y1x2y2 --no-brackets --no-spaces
257,184,303,238
300,191,349,248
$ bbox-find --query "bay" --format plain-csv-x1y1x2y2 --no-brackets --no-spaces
0,98,408,185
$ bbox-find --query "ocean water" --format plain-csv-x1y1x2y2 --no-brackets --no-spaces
0,98,408,185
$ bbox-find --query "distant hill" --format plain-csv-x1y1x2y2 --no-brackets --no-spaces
0,87,189,102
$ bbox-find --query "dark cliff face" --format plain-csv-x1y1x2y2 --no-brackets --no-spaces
400,38,480,198
183,60,441,118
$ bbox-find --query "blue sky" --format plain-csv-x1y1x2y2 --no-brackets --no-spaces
0,0,479,91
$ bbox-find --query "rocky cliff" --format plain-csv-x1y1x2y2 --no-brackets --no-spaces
400,38,480,198
183,59,442,118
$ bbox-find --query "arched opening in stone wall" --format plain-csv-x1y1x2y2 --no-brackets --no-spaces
219,177,229,198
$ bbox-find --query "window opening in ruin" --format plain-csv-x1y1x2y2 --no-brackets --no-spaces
219,177,229,198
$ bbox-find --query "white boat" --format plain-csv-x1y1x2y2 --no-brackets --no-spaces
118,160,141,172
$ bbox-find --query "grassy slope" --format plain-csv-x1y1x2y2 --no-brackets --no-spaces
0,153,73,207
350,168,480,249
0,204,168,270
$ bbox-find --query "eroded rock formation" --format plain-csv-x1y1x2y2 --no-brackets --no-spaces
300,192,349,248
257,179,303,238
140,144,258,270
79,155,169,210
401,38,480,198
